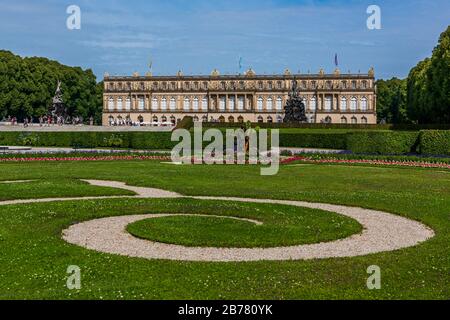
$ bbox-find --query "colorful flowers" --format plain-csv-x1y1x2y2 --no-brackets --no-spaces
281,156,450,169
0,155,172,163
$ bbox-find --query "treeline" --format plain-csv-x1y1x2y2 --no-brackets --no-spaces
377,25,450,124
0,50,103,123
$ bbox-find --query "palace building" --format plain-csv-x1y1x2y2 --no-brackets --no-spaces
102,68,377,126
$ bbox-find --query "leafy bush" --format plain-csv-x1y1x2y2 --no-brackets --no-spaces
279,132,348,149
346,131,420,154
419,130,450,156
175,116,194,130
17,133,40,146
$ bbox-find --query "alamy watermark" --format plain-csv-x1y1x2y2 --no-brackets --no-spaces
367,5,382,30
171,122,280,176
366,265,381,290
66,265,81,290
66,5,81,30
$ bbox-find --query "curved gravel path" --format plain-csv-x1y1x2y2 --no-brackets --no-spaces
0,179,435,262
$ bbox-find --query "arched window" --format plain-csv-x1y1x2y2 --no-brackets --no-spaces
152,97,158,111
171,116,176,124
310,97,317,111
341,116,348,124
184,97,190,111
238,116,244,123
351,81,357,89
361,97,368,111
125,97,131,110
361,81,367,89
257,116,264,123
277,115,283,123
268,81,273,90
228,96,235,111
152,116,158,122
340,97,347,111
258,81,263,90
361,116,368,124
228,116,235,123
324,96,332,111
301,81,307,89
277,81,282,89
276,97,283,111
219,116,225,123
220,82,226,90
138,97,145,110
351,116,357,124
162,116,167,122
161,97,167,111
138,115,144,123
108,97,114,110
238,96,245,110
350,97,357,111
170,97,176,111
266,97,273,111
341,81,347,89
267,116,273,123
202,96,208,111
108,115,114,125
117,97,123,111
202,115,208,122
193,116,199,122
219,96,226,111
257,97,263,111
324,116,332,124
193,97,199,111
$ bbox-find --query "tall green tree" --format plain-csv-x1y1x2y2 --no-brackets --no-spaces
407,25,450,123
376,78,409,124
0,50,102,123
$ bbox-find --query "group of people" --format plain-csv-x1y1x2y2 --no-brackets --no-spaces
108,118,141,127
2,115,95,127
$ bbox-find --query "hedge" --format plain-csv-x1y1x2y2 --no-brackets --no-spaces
279,132,347,149
0,132,176,150
419,130,450,156
1,129,448,156
346,131,420,155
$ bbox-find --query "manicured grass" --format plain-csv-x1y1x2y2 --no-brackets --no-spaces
0,179,135,201
127,205,361,248
0,160,448,299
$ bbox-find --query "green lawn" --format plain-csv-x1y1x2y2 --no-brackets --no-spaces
0,160,449,299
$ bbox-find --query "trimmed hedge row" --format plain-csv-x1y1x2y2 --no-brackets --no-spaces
419,130,450,156
279,132,348,149
346,131,420,155
0,132,176,150
0,130,448,155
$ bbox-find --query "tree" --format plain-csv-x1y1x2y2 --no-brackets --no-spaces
0,50,103,123
407,25,450,124
376,78,409,124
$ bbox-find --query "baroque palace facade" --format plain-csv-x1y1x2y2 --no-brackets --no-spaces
102,68,377,126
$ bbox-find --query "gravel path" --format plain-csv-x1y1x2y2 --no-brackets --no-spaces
0,179,434,262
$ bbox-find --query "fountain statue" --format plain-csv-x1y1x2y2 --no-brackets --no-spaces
283,79,308,123
49,80,67,119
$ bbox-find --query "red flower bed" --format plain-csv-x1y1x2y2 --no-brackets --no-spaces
0,155,172,163
281,156,450,169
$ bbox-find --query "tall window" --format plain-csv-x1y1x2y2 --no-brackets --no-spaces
108,97,114,110
184,97,190,111
152,97,158,111
170,97,176,111
258,81,263,90
126,97,131,110
161,97,167,111
310,97,317,111
340,97,347,111
138,97,145,110
350,97,357,111
276,97,283,111
361,97,368,111
324,96,332,111
229,96,235,111
266,97,273,111
351,116,357,124
193,97,199,111
202,96,208,111
117,97,123,111
361,116,368,124
341,116,348,124
257,97,263,111
219,96,226,110
238,96,245,110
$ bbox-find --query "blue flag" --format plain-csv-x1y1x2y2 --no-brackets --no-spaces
334,53,339,67
239,57,243,73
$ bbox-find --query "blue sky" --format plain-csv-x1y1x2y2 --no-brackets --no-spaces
0,0,449,80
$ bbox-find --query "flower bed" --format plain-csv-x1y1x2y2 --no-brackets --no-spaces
0,155,172,163
281,156,450,169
